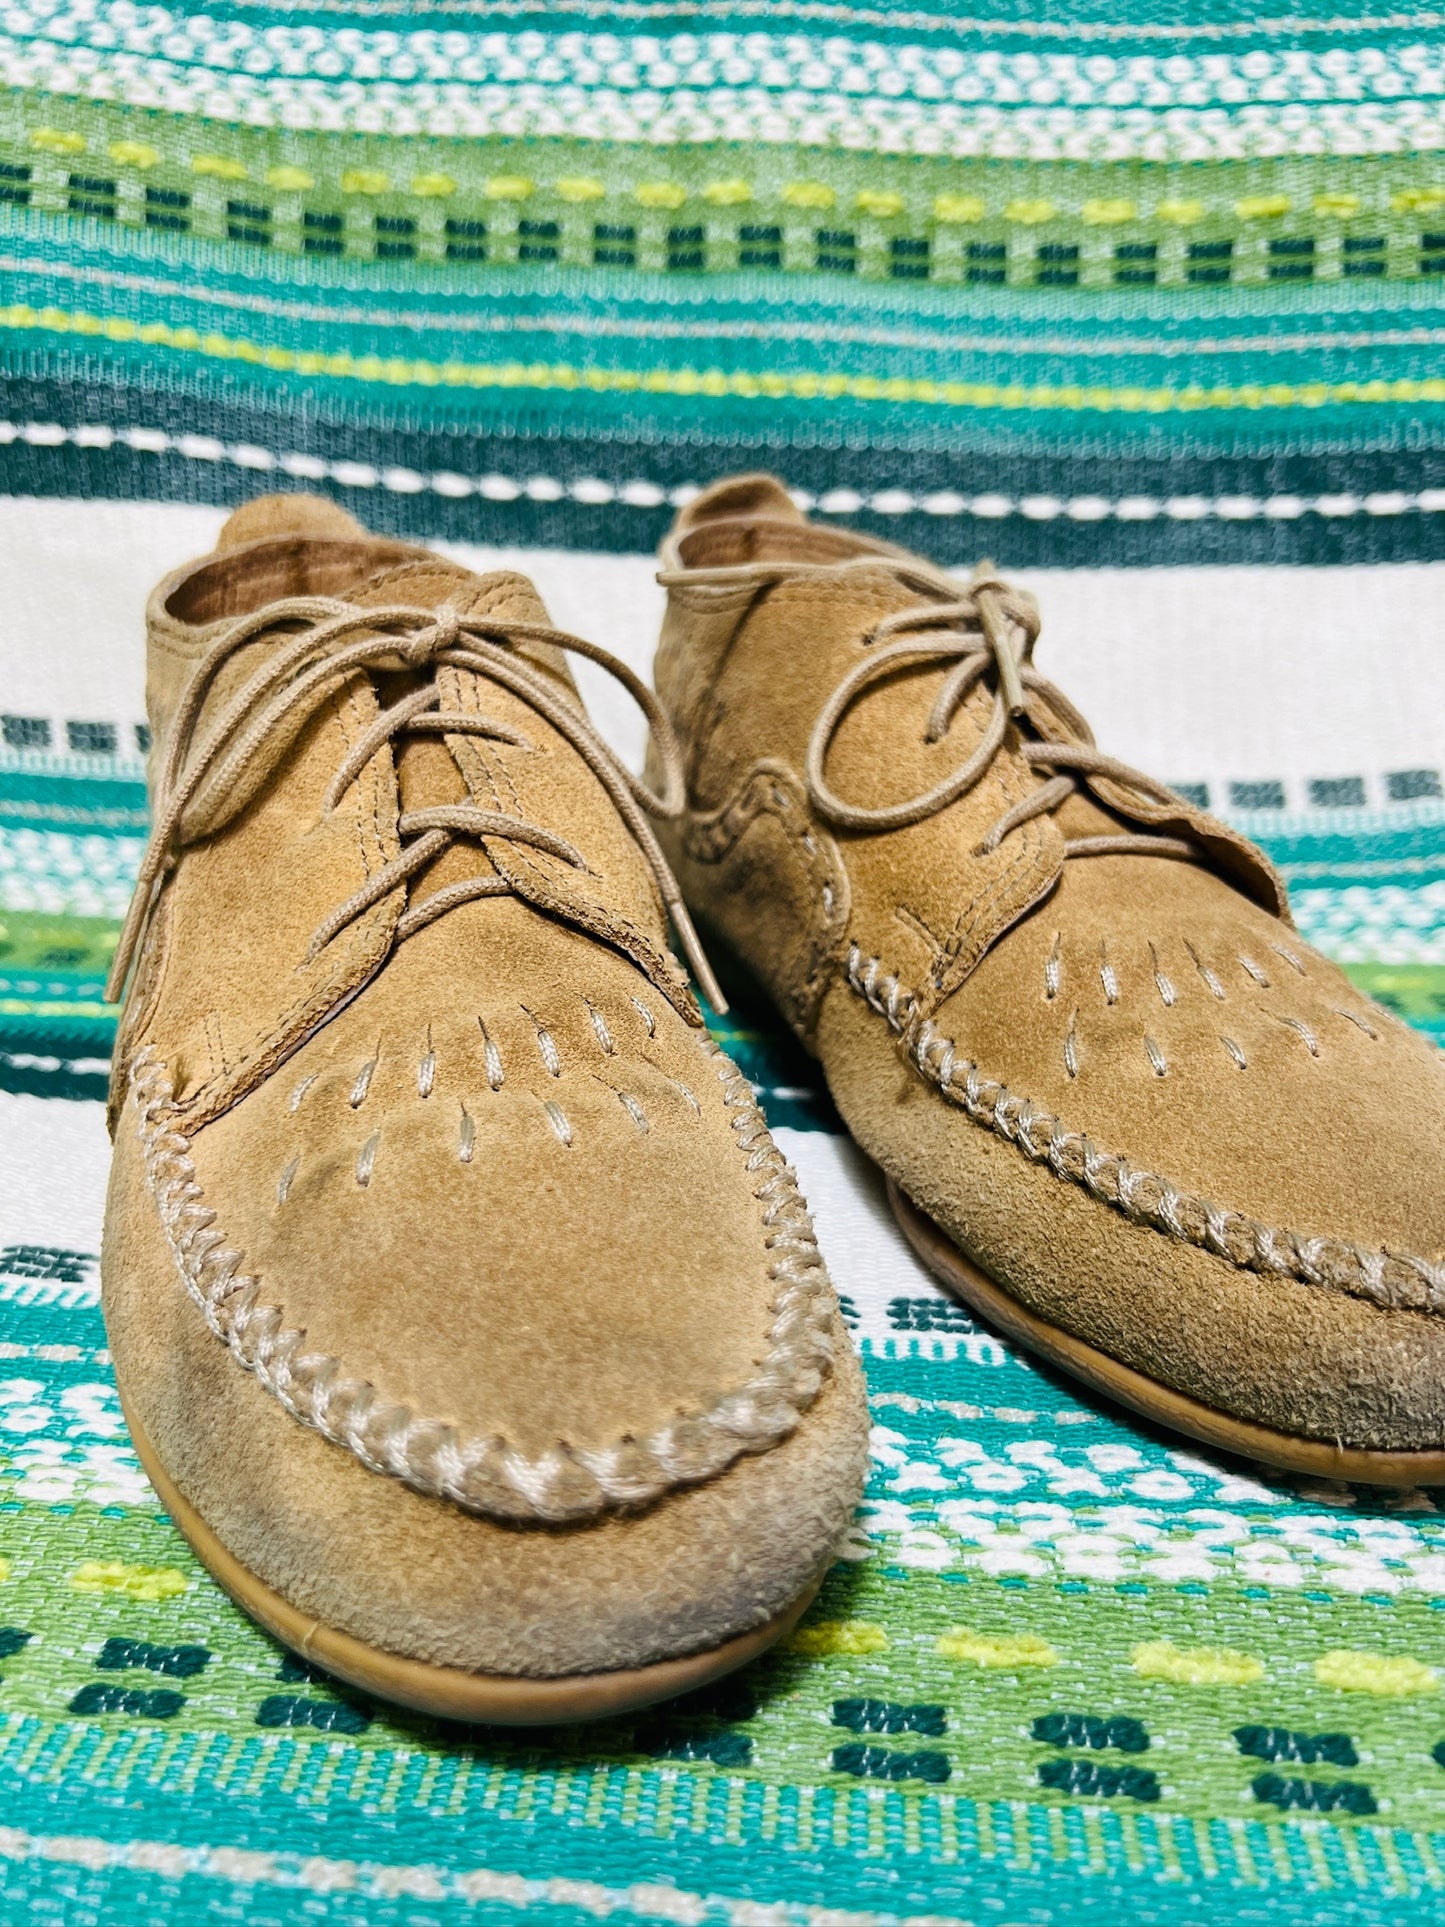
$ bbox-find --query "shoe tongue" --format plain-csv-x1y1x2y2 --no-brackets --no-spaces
349,557,553,630
343,560,567,864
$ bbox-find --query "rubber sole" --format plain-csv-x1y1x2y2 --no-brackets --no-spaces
888,1178,1445,1489
123,1396,820,1724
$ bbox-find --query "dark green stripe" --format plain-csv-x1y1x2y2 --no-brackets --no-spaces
0,1051,108,1101
4,370,1445,566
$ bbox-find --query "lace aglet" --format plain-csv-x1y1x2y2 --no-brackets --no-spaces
693,949,730,1018
974,566,1028,719
104,871,165,1005
999,645,1027,720
675,907,729,1017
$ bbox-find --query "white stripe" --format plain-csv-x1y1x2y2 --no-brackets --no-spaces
0,423,704,513
0,824,141,917
2,9,1443,158
8,8,1438,104
0,1820,975,1921
774,1127,1000,1362
0,1092,109,1262
11,424,1445,534
0,498,1440,816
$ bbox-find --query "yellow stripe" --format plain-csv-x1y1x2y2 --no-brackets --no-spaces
6,300,1444,414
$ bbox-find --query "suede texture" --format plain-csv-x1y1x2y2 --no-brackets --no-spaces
102,494,869,1678
105,1104,866,1675
654,475,1445,1452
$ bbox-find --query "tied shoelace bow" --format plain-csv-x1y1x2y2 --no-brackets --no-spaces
658,553,1199,861
106,595,727,1013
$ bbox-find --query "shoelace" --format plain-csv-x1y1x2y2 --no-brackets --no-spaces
657,553,1198,863
106,595,727,1012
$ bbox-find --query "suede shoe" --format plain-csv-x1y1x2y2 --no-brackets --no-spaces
653,474,1445,1485
102,493,867,1721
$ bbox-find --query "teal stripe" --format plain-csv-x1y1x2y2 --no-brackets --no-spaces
170,0,1445,49
0,1748,1440,1922
16,223,1445,364
6,217,1445,457
0,771,147,835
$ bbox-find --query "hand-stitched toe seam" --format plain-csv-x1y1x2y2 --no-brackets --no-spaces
126,1041,838,1525
844,943,1445,1318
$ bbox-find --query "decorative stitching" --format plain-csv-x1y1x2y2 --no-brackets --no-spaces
126,1040,836,1524
1336,1007,1379,1040
525,1008,562,1078
844,944,1445,1317
477,1015,504,1092
669,1077,701,1115
542,1098,573,1145
1149,943,1175,1008
458,1106,476,1164
586,1000,616,1056
1099,943,1119,1006
355,1132,379,1187
1273,1012,1321,1057
1184,939,1226,1000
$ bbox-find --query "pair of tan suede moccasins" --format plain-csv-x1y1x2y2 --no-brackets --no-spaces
100,479,1445,1724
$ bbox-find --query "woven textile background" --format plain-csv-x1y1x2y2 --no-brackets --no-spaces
0,3,1442,1923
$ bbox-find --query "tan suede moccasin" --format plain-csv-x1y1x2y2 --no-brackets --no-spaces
653,473,1445,1486
102,494,868,1722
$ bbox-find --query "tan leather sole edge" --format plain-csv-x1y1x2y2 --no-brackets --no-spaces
887,1179,1445,1489
122,1395,820,1725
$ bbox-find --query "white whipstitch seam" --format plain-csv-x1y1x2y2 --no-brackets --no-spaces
128,1039,836,1525
5,423,1444,525
844,943,1445,1317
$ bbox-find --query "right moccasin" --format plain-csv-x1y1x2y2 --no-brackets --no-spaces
651,472,1445,1486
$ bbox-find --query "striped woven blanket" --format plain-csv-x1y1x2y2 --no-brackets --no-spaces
0,4,1442,1923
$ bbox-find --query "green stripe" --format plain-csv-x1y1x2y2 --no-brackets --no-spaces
1342,964,1445,1043
6,92,1445,255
